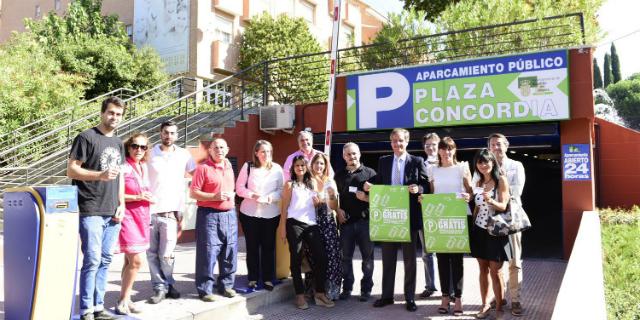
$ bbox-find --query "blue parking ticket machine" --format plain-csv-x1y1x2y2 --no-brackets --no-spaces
3,186,79,320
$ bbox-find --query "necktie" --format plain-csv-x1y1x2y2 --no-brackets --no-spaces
393,158,402,185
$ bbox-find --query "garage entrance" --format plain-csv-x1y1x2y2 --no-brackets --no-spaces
320,122,563,258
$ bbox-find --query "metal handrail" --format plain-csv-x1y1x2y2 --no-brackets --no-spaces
0,78,185,165
0,87,136,142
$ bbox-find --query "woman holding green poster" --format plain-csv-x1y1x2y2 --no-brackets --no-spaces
423,137,473,316
470,149,512,320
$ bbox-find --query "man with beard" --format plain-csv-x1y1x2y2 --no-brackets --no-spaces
146,121,196,304
67,97,126,320
335,143,377,302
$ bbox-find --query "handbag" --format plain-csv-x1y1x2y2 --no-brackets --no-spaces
486,193,532,237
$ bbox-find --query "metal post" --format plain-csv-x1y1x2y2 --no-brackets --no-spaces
263,61,269,107
241,75,246,121
183,98,189,147
578,13,586,45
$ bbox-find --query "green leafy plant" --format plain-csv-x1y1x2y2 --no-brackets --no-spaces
600,206,640,320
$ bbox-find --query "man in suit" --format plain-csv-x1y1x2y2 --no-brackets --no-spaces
364,128,429,312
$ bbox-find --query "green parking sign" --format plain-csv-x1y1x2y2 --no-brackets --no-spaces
421,193,470,253
369,185,411,242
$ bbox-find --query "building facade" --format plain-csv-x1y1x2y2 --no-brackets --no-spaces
1,0,385,80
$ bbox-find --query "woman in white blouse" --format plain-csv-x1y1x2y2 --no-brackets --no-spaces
470,148,512,320
236,140,283,291
424,137,472,316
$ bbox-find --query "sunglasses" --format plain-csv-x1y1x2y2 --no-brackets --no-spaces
130,144,148,151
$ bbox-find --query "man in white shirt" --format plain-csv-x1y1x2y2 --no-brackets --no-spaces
147,121,196,304
479,133,526,316
418,133,440,298
282,130,333,182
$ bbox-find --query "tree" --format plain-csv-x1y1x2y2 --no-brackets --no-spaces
604,53,612,88
25,0,166,98
239,13,326,104
429,0,602,58
0,32,85,144
360,9,435,70
606,78,640,130
593,58,603,89
611,42,622,84
403,0,459,21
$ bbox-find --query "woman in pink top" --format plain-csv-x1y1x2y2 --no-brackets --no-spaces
117,132,153,315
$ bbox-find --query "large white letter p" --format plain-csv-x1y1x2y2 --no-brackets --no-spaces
358,72,410,129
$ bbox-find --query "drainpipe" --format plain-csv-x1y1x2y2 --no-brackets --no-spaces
594,122,601,207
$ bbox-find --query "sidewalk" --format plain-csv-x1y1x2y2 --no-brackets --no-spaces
0,235,567,319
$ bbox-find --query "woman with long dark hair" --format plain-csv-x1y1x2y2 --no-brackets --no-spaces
470,149,512,320
422,137,472,316
279,155,335,309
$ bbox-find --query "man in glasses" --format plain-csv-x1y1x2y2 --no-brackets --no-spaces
146,121,196,304
67,97,126,320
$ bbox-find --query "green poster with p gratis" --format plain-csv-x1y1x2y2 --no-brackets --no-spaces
369,185,410,242
421,193,470,253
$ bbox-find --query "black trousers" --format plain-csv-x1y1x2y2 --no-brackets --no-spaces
380,230,419,301
436,252,464,298
286,218,327,295
239,213,279,283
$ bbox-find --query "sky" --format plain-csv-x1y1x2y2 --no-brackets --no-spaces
364,0,640,80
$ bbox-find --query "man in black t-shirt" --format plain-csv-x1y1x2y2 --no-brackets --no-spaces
335,142,377,302
67,97,126,320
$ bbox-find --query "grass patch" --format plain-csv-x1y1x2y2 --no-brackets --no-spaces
600,206,640,320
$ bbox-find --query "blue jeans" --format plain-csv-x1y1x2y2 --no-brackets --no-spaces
147,213,178,292
79,215,121,314
340,219,374,294
195,207,238,297
418,229,437,291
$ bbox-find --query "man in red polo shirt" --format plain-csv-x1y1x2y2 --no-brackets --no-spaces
190,138,238,301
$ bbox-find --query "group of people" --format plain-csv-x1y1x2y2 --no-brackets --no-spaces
69,97,196,319
69,97,527,320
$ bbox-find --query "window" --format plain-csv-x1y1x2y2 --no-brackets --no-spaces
299,1,314,24
126,25,133,40
250,0,270,17
35,5,41,18
54,0,61,10
215,15,233,44
340,24,354,48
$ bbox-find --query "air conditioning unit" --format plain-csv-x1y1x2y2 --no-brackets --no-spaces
260,104,295,130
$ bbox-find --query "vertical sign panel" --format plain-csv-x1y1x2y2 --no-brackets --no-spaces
562,144,591,181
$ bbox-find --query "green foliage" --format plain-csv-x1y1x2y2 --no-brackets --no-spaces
403,0,459,21
239,13,326,104
606,78,640,130
0,32,85,140
593,58,603,89
610,42,622,84
25,0,166,98
436,0,601,58
600,206,640,320
603,53,612,88
360,9,435,70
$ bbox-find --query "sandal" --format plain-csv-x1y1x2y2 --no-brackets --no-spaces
475,304,491,319
453,298,463,316
438,296,451,314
